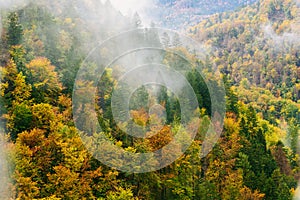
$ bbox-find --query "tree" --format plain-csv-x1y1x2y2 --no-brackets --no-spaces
11,72,31,105
9,45,28,77
239,187,265,200
0,61,32,141
132,12,142,28
287,118,299,155
172,33,182,47
103,187,136,200
26,57,62,104
161,32,170,48
186,69,211,116
7,12,23,46
129,86,149,111
8,103,32,141
0,60,19,110
31,103,55,131
237,104,295,199
223,75,239,114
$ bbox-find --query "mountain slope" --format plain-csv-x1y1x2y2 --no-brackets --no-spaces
150,0,258,29
190,0,299,137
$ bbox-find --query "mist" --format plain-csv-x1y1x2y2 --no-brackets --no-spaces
0,0,298,198
0,0,29,10
0,0,29,38
100,0,157,26
0,135,13,199
101,0,155,15
263,23,300,52
0,0,17,193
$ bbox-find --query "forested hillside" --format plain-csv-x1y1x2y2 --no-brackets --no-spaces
191,0,300,143
0,0,299,199
150,0,258,29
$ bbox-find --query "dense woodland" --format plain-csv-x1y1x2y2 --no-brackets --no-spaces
152,0,258,29
0,0,300,199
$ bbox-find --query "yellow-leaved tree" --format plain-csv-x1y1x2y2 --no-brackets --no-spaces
26,57,62,104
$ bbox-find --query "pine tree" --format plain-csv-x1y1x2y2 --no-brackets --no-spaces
7,12,23,46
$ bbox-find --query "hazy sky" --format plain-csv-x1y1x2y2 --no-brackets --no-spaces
0,0,29,10
0,0,154,14
101,0,155,15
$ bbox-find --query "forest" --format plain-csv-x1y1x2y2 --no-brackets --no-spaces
0,0,299,199
152,0,258,29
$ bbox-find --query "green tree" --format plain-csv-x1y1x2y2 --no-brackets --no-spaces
7,12,23,46
287,118,299,154
9,45,29,78
129,86,149,111
9,103,32,141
